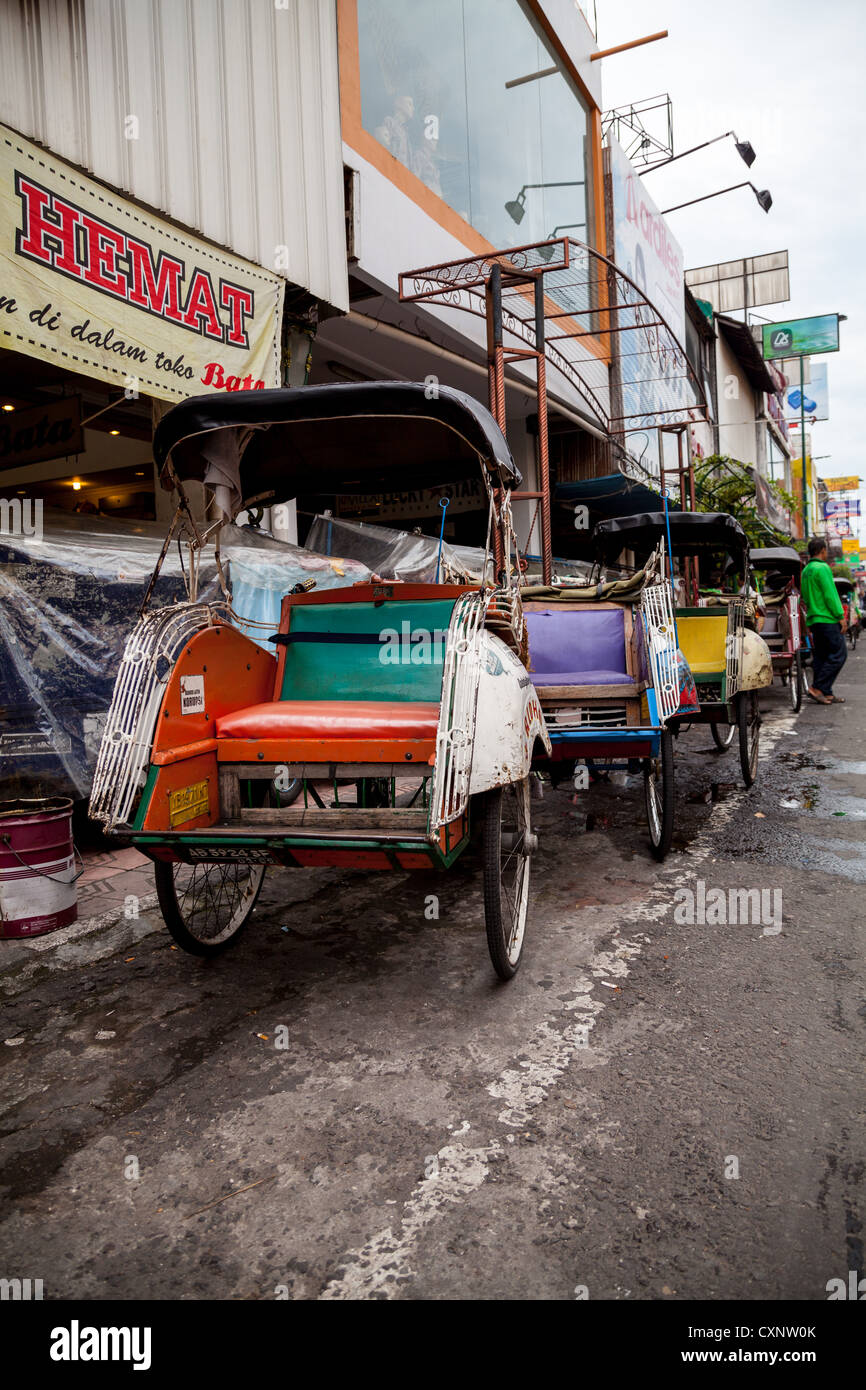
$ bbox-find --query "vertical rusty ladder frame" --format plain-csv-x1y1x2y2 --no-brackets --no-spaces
485,261,554,585
659,421,699,605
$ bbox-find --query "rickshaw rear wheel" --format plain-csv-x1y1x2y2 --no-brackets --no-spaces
737,691,761,787
789,650,804,712
154,859,266,956
644,728,674,860
710,720,736,750
481,777,532,981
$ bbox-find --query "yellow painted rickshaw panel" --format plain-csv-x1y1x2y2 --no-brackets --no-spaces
676,615,728,676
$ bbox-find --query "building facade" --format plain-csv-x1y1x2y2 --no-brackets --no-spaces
0,0,347,521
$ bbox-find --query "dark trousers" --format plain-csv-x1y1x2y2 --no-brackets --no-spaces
810,622,847,696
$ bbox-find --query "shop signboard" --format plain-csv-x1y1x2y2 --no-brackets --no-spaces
824,498,860,521
783,361,829,422
0,396,83,471
337,479,486,522
841,537,860,556
823,475,860,492
1,123,283,403
762,314,841,360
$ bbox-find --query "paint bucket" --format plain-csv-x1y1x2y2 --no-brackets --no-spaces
0,798,80,939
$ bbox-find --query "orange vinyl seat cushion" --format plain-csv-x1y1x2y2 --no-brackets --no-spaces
214,700,441,742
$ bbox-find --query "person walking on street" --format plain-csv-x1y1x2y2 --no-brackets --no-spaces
801,536,847,704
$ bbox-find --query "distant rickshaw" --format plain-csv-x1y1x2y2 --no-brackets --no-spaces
750,546,807,711
834,576,861,649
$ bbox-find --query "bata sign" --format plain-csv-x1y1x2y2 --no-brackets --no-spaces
0,124,283,401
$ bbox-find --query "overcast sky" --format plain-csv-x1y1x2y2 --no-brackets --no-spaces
597,0,866,537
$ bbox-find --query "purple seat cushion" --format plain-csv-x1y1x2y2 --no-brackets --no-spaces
526,608,628,687
529,668,633,686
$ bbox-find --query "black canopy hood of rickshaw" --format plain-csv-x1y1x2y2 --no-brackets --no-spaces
153,382,521,511
834,576,854,591
592,511,749,564
750,546,803,570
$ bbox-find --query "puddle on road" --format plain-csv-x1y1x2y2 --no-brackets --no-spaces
778,794,866,821
800,836,866,883
819,758,866,777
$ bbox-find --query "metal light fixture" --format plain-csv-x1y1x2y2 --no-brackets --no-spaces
735,138,756,167
642,130,757,173
661,181,772,215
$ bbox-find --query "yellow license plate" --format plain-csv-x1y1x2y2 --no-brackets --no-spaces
169,780,209,827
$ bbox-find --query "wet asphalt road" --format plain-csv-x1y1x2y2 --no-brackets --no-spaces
1,649,863,1301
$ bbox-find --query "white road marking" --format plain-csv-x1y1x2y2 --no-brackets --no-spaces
318,707,798,1299
319,1141,500,1299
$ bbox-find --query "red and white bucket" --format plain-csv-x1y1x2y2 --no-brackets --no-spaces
0,798,80,939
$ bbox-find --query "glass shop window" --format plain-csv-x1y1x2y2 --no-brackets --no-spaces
357,0,594,251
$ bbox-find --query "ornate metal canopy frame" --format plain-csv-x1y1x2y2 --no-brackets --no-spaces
399,236,708,582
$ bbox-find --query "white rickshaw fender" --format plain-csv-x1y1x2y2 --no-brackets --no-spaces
739,629,774,690
467,631,550,795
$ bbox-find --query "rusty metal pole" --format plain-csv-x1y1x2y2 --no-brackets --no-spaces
486,265,505,572
534,275,553,585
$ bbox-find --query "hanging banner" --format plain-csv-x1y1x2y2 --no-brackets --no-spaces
755,473,790,532
0,123,283,402
606,137,697,475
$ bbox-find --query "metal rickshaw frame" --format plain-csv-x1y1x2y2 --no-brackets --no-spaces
750,546,807,711
834,576,861,649
593,511,774,788
89,382,550,980
520,534,688,860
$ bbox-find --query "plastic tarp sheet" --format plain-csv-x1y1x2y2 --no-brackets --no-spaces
0,510,369,801
305,513,487,583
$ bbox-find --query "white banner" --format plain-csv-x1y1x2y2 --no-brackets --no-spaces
1,123,283,401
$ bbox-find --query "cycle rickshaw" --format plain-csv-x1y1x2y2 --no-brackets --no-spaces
90,382,550,980
593,512,773,787
834,576,861,649
750,546,806,710
520,530,698,860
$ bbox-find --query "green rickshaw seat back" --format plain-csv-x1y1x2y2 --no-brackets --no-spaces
278,598,458,703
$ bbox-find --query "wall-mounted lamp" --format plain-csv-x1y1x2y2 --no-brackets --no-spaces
642,130,756,174
662,181,772,215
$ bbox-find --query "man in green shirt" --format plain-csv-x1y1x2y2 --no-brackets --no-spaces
801,537,847,704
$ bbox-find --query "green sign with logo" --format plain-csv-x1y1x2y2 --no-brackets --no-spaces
762,314,840,359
